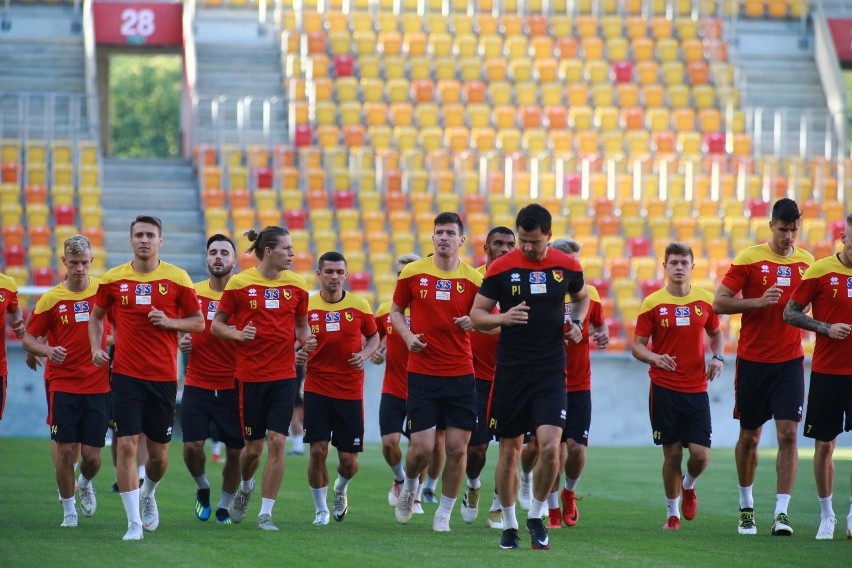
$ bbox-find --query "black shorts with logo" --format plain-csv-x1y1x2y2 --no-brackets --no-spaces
48,391,110,447
490,367,566,439
406,372,477,434
649,383,711,448
469,378,495,446
181,384,245,449
303,392,365,453
562,390,591,445
803,371,852,442
734,356,804,429
379,393,408,438
238,378,296,441
110,373,177,443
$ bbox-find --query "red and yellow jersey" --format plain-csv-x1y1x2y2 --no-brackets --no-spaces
0,273,19,376
791,255,852,375
565,284,604,392
305,291,378,400
722,244,813,362
635,286,720,393
184,280,237,390
95,261,199,382
376,300,409,399
471,264,499,382
392,257,482,377
217,267,308,383
26,278,109,394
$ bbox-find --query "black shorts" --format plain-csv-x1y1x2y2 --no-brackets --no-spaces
734,357,804,429
490,367,566,439
48,391,110,447
649,384,711,448
469,378,495,446
180,385,245,449
406,372,477,434
238,378,296,441
303,392,364,453
379,393,408,437
563,390,591,445
110,373,177,443
803,372,852,442
294,364,306,407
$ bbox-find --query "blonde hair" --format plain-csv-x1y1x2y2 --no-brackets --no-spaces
64,235,92,256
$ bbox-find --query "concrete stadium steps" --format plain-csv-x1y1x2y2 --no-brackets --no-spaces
101,158,206,281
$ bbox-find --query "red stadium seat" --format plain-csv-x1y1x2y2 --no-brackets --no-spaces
348,272,372,291
54,205,76,226
4,245,25,267
829,220,845,241
334,191,355,209
255,167,273,189
611,61,633,83
588,278,610,298
627,237,651,257
640,279,664,298
333,55,354,77
747,199,768,218
32,267,55,286
294,125,313,147
702,132,725,155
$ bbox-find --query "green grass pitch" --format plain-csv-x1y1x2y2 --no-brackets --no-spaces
1,440,850,567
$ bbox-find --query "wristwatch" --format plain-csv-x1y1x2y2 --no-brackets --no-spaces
712,354,724,363
571,319,583,331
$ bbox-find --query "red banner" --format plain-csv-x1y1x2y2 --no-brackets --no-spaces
828,18,852,62
93,1,183,47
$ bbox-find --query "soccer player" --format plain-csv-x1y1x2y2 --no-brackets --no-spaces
470,204,589,550
211,226,316,531
391,212,483,532
179,234,244,524
783,213,852,540
0,270,24,419
304,251,379,525
463,226,516,527
373,253,420,508
89,215,204,541
632,242,724,531
551,238,609,528
713,198,813,536
23,235,109,528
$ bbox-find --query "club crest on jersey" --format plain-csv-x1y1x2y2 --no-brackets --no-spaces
456,281,464,294
529,272,547,284
136,284,151,295
265,289,280,300
345,311,354,322
158,283,168,295
777,266,792,277
0,292,4,303
283,289,292,300
799,267,806,277
552,269,564,283
436,280,452,290
694,305,703,316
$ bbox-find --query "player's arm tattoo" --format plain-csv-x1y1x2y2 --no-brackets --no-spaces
783,299,830,335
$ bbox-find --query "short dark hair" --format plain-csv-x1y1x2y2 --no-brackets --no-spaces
771,198,802,223
664,241,694,262
846,213,852,226
434,211,464,234
245,226,290,260
516,204,552,234
486,226,515,243
206,233,235,252
130,215,162,236
318,250,346,268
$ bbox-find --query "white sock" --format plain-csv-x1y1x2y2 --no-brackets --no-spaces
391,461,405,482
260,497,275,516
666,497,680,518
528,498,546,519
140,477,159,499
490,491,501,512
563,476,579,492
211,442,222,456
120,489,142,524
547,491,559,509
312,487,329,512
501,504,519,530
682,473,697,490
193,474,210,490
292,434,304,451
77,474,92,490
739,485,754,509
424,475,438,491
415,482,424,500
520,470,532,484
819,495,835,519
775,493,791,516
334,474,350,493
138,465,146,479
437,494,456,516
468,476,481,490
241,478,255,494
403,475,419,493
62,497,77,516
217,490,234,510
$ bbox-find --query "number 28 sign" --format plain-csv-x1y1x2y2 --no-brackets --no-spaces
93,1,183,47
